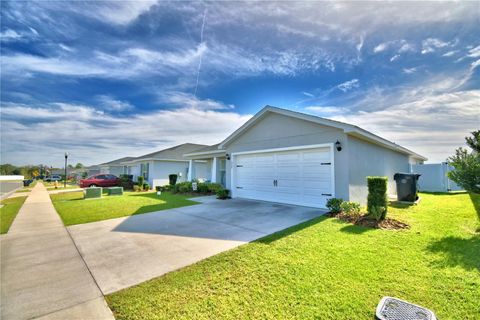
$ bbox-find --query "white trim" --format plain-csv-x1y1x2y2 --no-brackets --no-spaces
184,150,226,157
187,160,193,181
230,143,335,207
211,157,217,183
121,158,189,165
231,143,333,156
219,106,427,161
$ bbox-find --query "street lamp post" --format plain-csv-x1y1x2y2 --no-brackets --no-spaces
64,152,68,188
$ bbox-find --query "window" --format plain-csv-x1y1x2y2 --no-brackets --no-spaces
140,163,149,180
96,175,107,180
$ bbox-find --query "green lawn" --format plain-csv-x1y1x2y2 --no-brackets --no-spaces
1,196,27,234
46,185,80,191
106,192,480,320
50,191,199,226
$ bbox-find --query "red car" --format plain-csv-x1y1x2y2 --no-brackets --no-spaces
79,174,120,188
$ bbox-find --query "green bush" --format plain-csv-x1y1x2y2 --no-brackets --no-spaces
216,189,230,199
173,182,192,193
369,206,386,221
340,201,361,218
326,198,343,214
168,174,178,186
133,185,142,192
197,182,210,193
143,183,150,190
137,176,144,187
367,176,388,220
207,183,223,193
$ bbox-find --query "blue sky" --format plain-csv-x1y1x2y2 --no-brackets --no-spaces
1,1,479,166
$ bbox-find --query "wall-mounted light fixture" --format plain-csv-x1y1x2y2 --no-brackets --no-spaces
226,153,231,160
335,140,342,152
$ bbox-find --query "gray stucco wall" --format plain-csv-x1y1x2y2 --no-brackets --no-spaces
224,112,350,200
347,136,410,204
150,161,189,187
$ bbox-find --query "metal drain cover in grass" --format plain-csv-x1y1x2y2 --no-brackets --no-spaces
376,297,437,320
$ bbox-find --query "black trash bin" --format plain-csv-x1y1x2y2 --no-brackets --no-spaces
23,179,33,187
393,173,421,202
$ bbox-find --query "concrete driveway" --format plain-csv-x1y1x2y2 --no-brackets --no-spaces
69,197,325,294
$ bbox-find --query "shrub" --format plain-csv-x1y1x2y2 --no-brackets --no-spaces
340,201,361,219
197,182,210,193
326,198,343,214
137,176,144,187
119,174,133,182
143,183,150,190
120,180,134,190
369,206,386,221
173,182,192,193
207,183,223,193
367,176,388,220
168,174,178,186
133,185,142,192
216,189,229,199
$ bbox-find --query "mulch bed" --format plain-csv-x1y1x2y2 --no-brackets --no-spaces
327,212,410,230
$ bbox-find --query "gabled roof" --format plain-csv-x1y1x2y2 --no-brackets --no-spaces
99,157,136,167
218,106,427,161
183,143,227,157
123,143,208,163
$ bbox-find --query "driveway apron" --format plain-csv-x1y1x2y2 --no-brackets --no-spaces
0,183,114,320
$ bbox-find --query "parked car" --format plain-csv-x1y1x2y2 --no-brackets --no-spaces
44,175,62,182
79,174,120,188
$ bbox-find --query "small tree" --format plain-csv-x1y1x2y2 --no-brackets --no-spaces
367,176,388,220
447,131,480,193
137,176,145,191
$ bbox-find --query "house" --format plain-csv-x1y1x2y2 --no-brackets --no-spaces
99,157,136,176
184,106,426,208
121,143,208,188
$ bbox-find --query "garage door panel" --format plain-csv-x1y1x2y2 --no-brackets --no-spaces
234,147,333,208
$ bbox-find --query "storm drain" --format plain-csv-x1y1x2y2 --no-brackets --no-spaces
376,297,437,320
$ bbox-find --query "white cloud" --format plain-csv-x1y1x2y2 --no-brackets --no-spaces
0,103,250,166
302,91,314,97
160,92,234,110
467,45,480,58
421,38,450,54
373,43,388,53
336,79,359,92
59,44,75,52
304,106,346,115
390,54,400,62
402,67,417,74
67,1,157,25
0,29,23,41
442,50,459,57
96,95,134,111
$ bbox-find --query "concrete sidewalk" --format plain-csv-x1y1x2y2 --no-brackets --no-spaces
0,183,113,320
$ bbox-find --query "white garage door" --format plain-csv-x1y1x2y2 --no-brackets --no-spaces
233,146,334,208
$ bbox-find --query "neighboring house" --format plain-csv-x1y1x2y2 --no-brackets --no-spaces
121,143,208,188
99,157,136,176
184,106,427,208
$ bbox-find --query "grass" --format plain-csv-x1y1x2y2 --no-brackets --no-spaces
1,196,27,234
15,188,31,193
46,185,80,191
50,191,199,226
106,192,480,320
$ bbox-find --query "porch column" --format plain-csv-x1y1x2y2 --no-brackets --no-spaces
187,160,193,181
211,157,217,183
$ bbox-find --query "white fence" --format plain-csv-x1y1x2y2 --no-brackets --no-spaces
410,163,463,192
0,175,24,181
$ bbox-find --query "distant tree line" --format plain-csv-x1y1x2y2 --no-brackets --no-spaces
0,163,85,179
